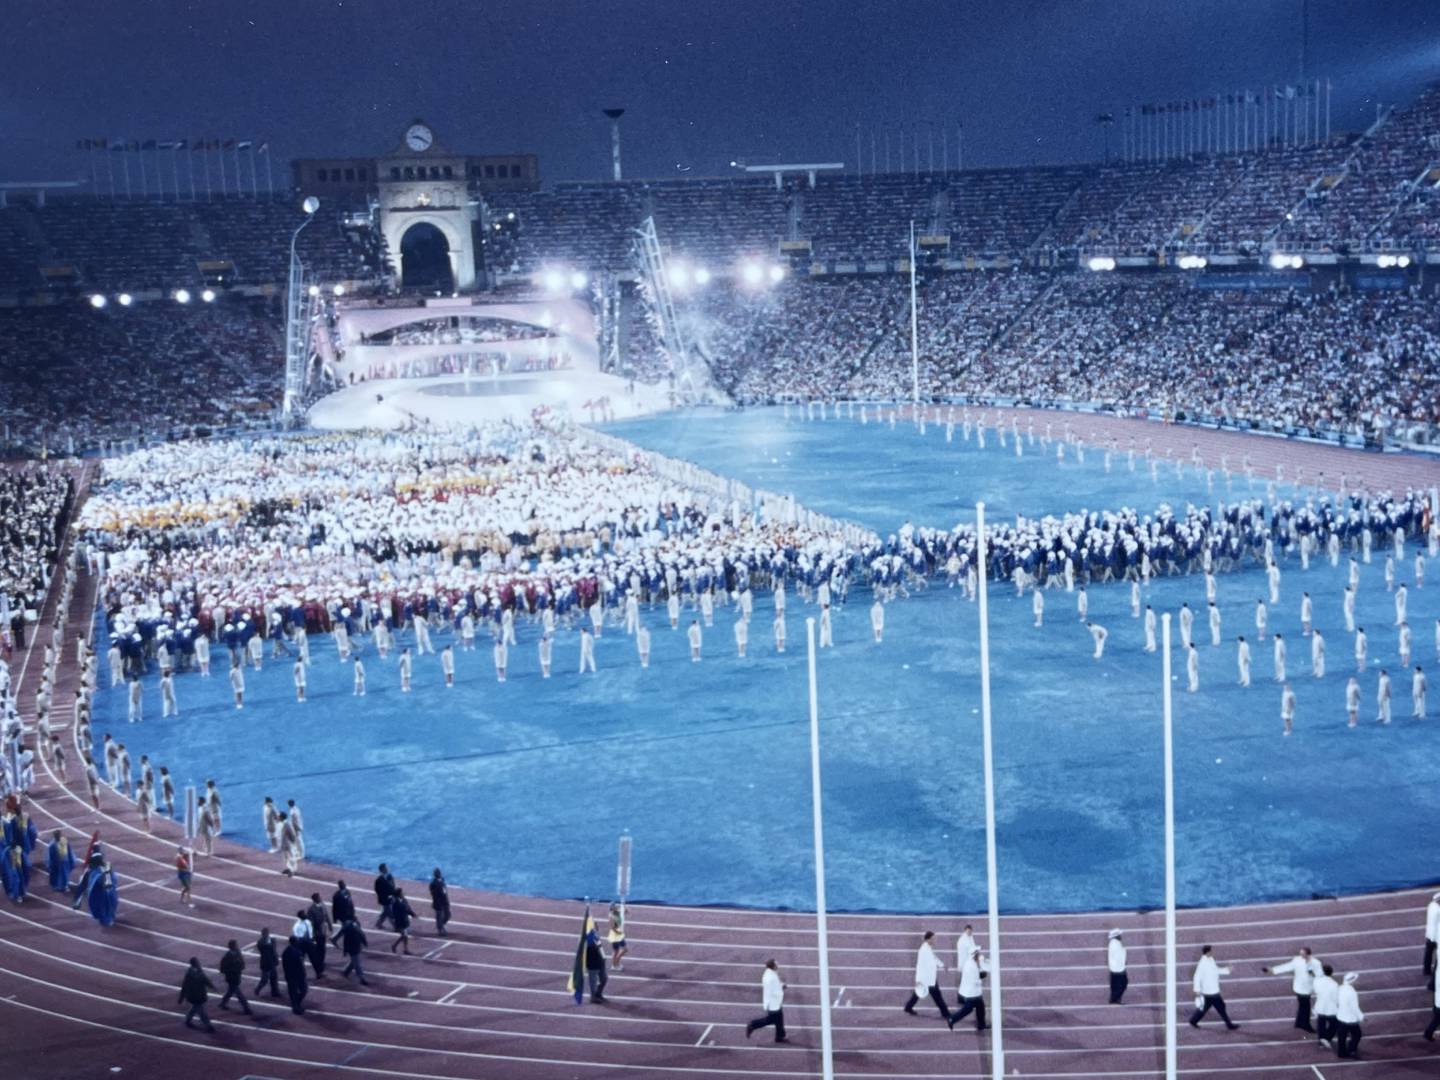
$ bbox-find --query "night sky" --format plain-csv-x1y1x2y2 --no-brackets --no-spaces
3,0,1437,187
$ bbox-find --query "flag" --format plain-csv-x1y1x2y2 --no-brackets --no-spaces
173,139,188,150
236,140,253,150
256,142,269,154
565,906,594,1004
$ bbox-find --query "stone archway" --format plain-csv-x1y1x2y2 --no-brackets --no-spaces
399,222,455,292
380,211,475,291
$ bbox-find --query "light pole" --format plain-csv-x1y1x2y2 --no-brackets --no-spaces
805,617,836,1080
603,109,625,181
1162,612,1177,1080
975,502,1004,1078
282,196,319,422
908,220,920,406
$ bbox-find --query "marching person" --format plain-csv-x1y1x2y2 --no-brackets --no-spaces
1188,945,1240,1030
1107,929,1128,1004
1314,963,1340,1048
177,957,217,1033
744,958,787,1043
1262,946,1321,1033
948,946,991,1031
903,931,953,1023
1335,972,1364,1059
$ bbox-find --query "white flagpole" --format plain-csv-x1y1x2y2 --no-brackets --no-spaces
1162,612,1177,1080
805,617,836,1080
909,220,920,406
976,502,1004,1078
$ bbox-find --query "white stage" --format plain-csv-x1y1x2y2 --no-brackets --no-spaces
306,369,673,430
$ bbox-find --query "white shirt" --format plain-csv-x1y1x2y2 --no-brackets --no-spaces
1192,955,1229,996
1271,954,1321,994
1107,938,1126,974
1313,972,1340,1016
957,953,989,998
1425,898,1440,943
761,967,784,1012
1336,983,1364,1024
914,941,943,988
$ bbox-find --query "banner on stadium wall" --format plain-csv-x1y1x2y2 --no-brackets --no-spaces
1352,273,1407,291
1192,273,1308,291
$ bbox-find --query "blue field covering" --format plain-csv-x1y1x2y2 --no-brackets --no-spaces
90,408,1440,913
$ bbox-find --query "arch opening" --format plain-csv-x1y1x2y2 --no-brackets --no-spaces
400,222,455,292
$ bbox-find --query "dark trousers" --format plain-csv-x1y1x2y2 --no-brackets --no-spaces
1425,939,1436,978
953,994,987,1030
375,899,393,928
183,1002,212,1028
254,966,279,997
1108,971,1128,1004
746,1008,786,1041
1424,1006,1440,1040
219,978,250,1012
309,938,327,978
342,951,367,982
434,906,450,935
904,984,952,1020
1316,1013,1337,1043
1336,1021,1362,1058
1292,992,1314,1031
588,963,608,1000
1189,993,1235,1027
286,982,307,1015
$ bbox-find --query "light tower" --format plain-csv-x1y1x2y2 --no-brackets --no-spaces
603,108,625,181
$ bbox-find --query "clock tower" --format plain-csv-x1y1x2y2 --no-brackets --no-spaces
376,119,477,291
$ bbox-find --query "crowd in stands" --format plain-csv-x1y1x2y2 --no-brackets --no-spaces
0,466,73,659
0,198,385,295
0,298,283,454
621,271,1440,440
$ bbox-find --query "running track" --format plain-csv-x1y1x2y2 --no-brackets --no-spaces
5,434,1440,1080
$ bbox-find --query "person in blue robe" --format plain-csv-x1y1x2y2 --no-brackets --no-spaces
85,862,119,926
3,842,29,902
46,831,75,893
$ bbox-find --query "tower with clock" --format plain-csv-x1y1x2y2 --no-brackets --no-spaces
376,120,478,291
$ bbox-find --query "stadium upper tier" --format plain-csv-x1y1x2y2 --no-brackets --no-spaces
1,86,1438,296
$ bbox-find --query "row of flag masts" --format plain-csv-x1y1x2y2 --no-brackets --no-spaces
1119,79,1336,164
75,138,275,201
851,121,966,179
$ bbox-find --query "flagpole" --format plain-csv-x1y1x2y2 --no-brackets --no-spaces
1162,612,1177,1080
909,219,919,406
805,617,835,1080
976,501,1004,1079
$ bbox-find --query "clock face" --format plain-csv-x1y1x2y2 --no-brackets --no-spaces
405,124,433,152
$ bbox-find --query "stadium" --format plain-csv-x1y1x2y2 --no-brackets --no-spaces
3,4,1440,1078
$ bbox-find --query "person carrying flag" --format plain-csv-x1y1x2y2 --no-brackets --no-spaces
567,905,609,1004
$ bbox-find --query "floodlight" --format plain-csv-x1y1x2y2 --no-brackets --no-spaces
89,294,107,309
540,269,566,293
1268,253,1290,270
302,196,320,215
1086,256,1116,272
668,264,691,288
1398,255,1411,268
569,271,589,290
1290,255,1305,269
768,265,786,283
200,288,216,303
117,293,133,307
333,284,346,297
694,266,712,286
741,262,765,286
174,289,191,304
307,284,321,297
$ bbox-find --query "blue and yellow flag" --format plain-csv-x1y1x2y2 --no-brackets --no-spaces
566,905,595,1004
